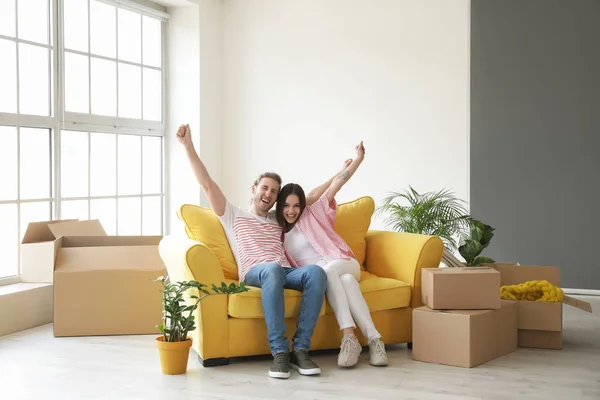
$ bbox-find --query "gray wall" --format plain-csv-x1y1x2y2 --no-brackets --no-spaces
470,0,600,290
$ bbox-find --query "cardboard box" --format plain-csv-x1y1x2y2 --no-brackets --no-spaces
493,263,592,349
21,219,107,283
412,300,518,368
53,235,165,337
494,263,560,287
421,267,501,310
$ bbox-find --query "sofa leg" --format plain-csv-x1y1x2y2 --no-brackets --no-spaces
407,342,413,350
198,355,230,367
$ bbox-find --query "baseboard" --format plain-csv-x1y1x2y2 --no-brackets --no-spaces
563,288,600,296
0,283,53,337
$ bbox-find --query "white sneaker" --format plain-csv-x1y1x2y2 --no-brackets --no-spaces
368,338,388,366
338,335,361,367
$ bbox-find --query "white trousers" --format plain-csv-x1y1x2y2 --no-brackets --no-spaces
321,258,381,341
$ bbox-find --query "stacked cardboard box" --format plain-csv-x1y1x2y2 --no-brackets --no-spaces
412,264,593,368
412,267,518,368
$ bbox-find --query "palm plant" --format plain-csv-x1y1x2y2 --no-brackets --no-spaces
377,186,471,252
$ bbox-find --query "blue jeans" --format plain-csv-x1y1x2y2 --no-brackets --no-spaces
244,263,327,355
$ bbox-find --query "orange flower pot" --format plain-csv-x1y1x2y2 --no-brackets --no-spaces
155,336,193,375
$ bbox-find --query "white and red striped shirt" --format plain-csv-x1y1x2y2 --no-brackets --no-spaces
218,201,290,281
285,193,355,267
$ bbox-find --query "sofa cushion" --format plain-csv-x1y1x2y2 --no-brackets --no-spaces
334,197,375,269
324,270,412,315
178,204,239,280
226,270,411,319
227,283,327,319
178,196,374,281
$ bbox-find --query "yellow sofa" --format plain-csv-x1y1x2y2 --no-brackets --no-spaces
158,196,443,367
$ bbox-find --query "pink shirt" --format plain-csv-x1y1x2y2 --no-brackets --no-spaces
286,193,355,267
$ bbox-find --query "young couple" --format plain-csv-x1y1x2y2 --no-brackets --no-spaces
177,124,387,379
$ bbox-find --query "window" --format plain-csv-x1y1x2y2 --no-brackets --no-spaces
0,0,168,285
60,131,164,236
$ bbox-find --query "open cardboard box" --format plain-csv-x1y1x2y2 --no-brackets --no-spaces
53,235,165,337
491,263,593,349
21,219,107,283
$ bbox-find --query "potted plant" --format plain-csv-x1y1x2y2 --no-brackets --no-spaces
458,219,496,266
377,186,471,252
154,275,248,375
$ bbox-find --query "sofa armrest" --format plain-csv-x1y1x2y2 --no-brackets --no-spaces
364,230,443,308
158,235,229,360
158,235,226,285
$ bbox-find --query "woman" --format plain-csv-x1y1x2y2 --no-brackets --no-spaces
275,141,388,368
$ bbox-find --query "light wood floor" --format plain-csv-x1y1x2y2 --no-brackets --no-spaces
1,296,599,400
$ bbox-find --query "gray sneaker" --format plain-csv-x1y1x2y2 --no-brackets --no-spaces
289,349,321,375
338,334,361,367
368,338,388,366
269,352,290,379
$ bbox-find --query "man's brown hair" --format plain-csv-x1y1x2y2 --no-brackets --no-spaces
253,172,282,189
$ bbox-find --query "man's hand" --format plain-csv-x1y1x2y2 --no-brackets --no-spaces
355,141,365,161
177,123,227,216
341,158,352,170
176,124,192,147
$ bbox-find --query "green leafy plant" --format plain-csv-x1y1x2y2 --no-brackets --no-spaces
154,276,248,342
458,219,496,266
377,186,471,252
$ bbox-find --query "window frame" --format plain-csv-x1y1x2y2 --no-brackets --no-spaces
0,0,169,286
59,0,168,133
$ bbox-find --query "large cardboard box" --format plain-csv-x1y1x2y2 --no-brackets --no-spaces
21,219,107,283
421,267,501,310
412,300,518,368
493,263,592,349
53,235,165,337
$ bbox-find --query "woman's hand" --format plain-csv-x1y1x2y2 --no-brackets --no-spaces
355,141,365,161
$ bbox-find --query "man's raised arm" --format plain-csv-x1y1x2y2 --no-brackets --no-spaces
177,124,227,216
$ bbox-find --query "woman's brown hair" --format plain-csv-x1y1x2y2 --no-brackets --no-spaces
276,183,306,232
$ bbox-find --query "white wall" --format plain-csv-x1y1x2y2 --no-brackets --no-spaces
221,0,470,229
166,0,223,234
167,0,470,232
197,0,223,207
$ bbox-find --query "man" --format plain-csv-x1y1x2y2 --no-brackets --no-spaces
177,124,327,379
